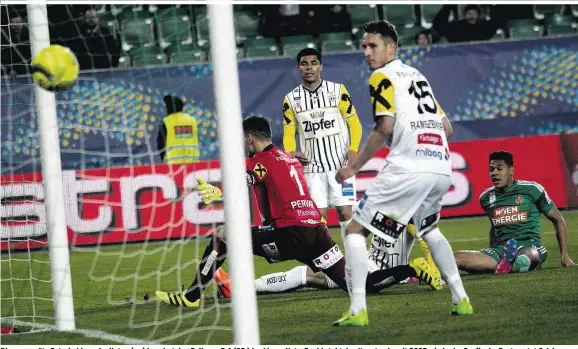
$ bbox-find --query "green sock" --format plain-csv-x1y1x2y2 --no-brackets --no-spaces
513,254,530,273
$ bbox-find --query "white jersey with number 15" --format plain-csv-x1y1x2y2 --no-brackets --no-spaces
369,59,451,176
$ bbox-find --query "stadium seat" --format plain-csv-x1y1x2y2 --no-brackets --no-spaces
156,7,194,47
321,41,355,53
508,19,543,39
130,46,165,67
383,5,416,27
283,42,316,57
117,55,131,68
396,26,424,46
245,46,280,58
167,46,206,64
235,12,260,40
110,4,133,17
547,25,578,36
121,18,156,50
280,35,315,46
545,14,577,35
319,32,352,42
244,37,277,51
420,5,443,28
489,30,506,41
349,5,378,29
319,32,355,52
572,5,578,18
117,6,151,21
533,5,565,19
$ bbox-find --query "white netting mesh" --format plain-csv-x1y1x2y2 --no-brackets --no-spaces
1,4,234,343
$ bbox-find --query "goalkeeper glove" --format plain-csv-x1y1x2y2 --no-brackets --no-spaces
196,178,222,205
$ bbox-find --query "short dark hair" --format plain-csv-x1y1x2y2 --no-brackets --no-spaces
163,95,184,114
296,48,322,65
364,20,399,45
489,151,514,166
243,116,272,140
464,5,480,15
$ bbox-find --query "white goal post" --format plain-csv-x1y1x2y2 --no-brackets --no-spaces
208,4,260,344
26,3,76,331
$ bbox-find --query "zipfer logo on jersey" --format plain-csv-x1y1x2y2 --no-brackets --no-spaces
302,119,336,135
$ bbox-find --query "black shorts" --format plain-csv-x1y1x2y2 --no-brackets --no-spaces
252,225,343,273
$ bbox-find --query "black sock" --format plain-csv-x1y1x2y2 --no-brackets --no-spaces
365,265,416,293
185,237,228,302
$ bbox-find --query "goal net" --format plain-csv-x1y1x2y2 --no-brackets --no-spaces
1,3,257,343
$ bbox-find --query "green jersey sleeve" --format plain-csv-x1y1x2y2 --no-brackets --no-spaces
525,181,555,214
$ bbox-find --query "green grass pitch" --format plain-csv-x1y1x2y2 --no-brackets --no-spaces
2,211,577,345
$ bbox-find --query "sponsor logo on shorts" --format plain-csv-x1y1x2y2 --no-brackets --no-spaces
261,242,281,263
417,133,443,146
370,212,405,239
491,205,528,226
341,183,354,197
415,148,448,160
313,245,343,270
420,212,439,230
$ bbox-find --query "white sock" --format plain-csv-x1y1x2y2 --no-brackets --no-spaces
402,229,415,265
254,266,307,293
422,228,468,304
345,233,368,315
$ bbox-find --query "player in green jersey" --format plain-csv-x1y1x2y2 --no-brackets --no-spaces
454,151,575,274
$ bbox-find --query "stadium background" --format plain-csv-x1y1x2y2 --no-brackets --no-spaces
1,4,577,244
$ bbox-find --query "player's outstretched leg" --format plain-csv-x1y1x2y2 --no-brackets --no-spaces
422,227,473,316
496,239,519,274
254,266,308,293
156,236,228,308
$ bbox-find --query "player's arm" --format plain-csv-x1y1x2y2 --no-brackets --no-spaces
246,157,269,187
196,157,269,205
338,85,362,163
282,96,309,164
544,206,575,267
533,185,575,267
347,71,395,172
282,96,297,152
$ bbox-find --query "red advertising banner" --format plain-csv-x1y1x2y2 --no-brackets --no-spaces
327,134,568,223
0,135,568,251
559,134,578,208
0,161,262,251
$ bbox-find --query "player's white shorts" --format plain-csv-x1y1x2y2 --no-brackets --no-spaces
305,170,356,209
355,172,451,243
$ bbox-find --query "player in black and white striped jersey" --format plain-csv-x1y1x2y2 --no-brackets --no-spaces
282,48,362,236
